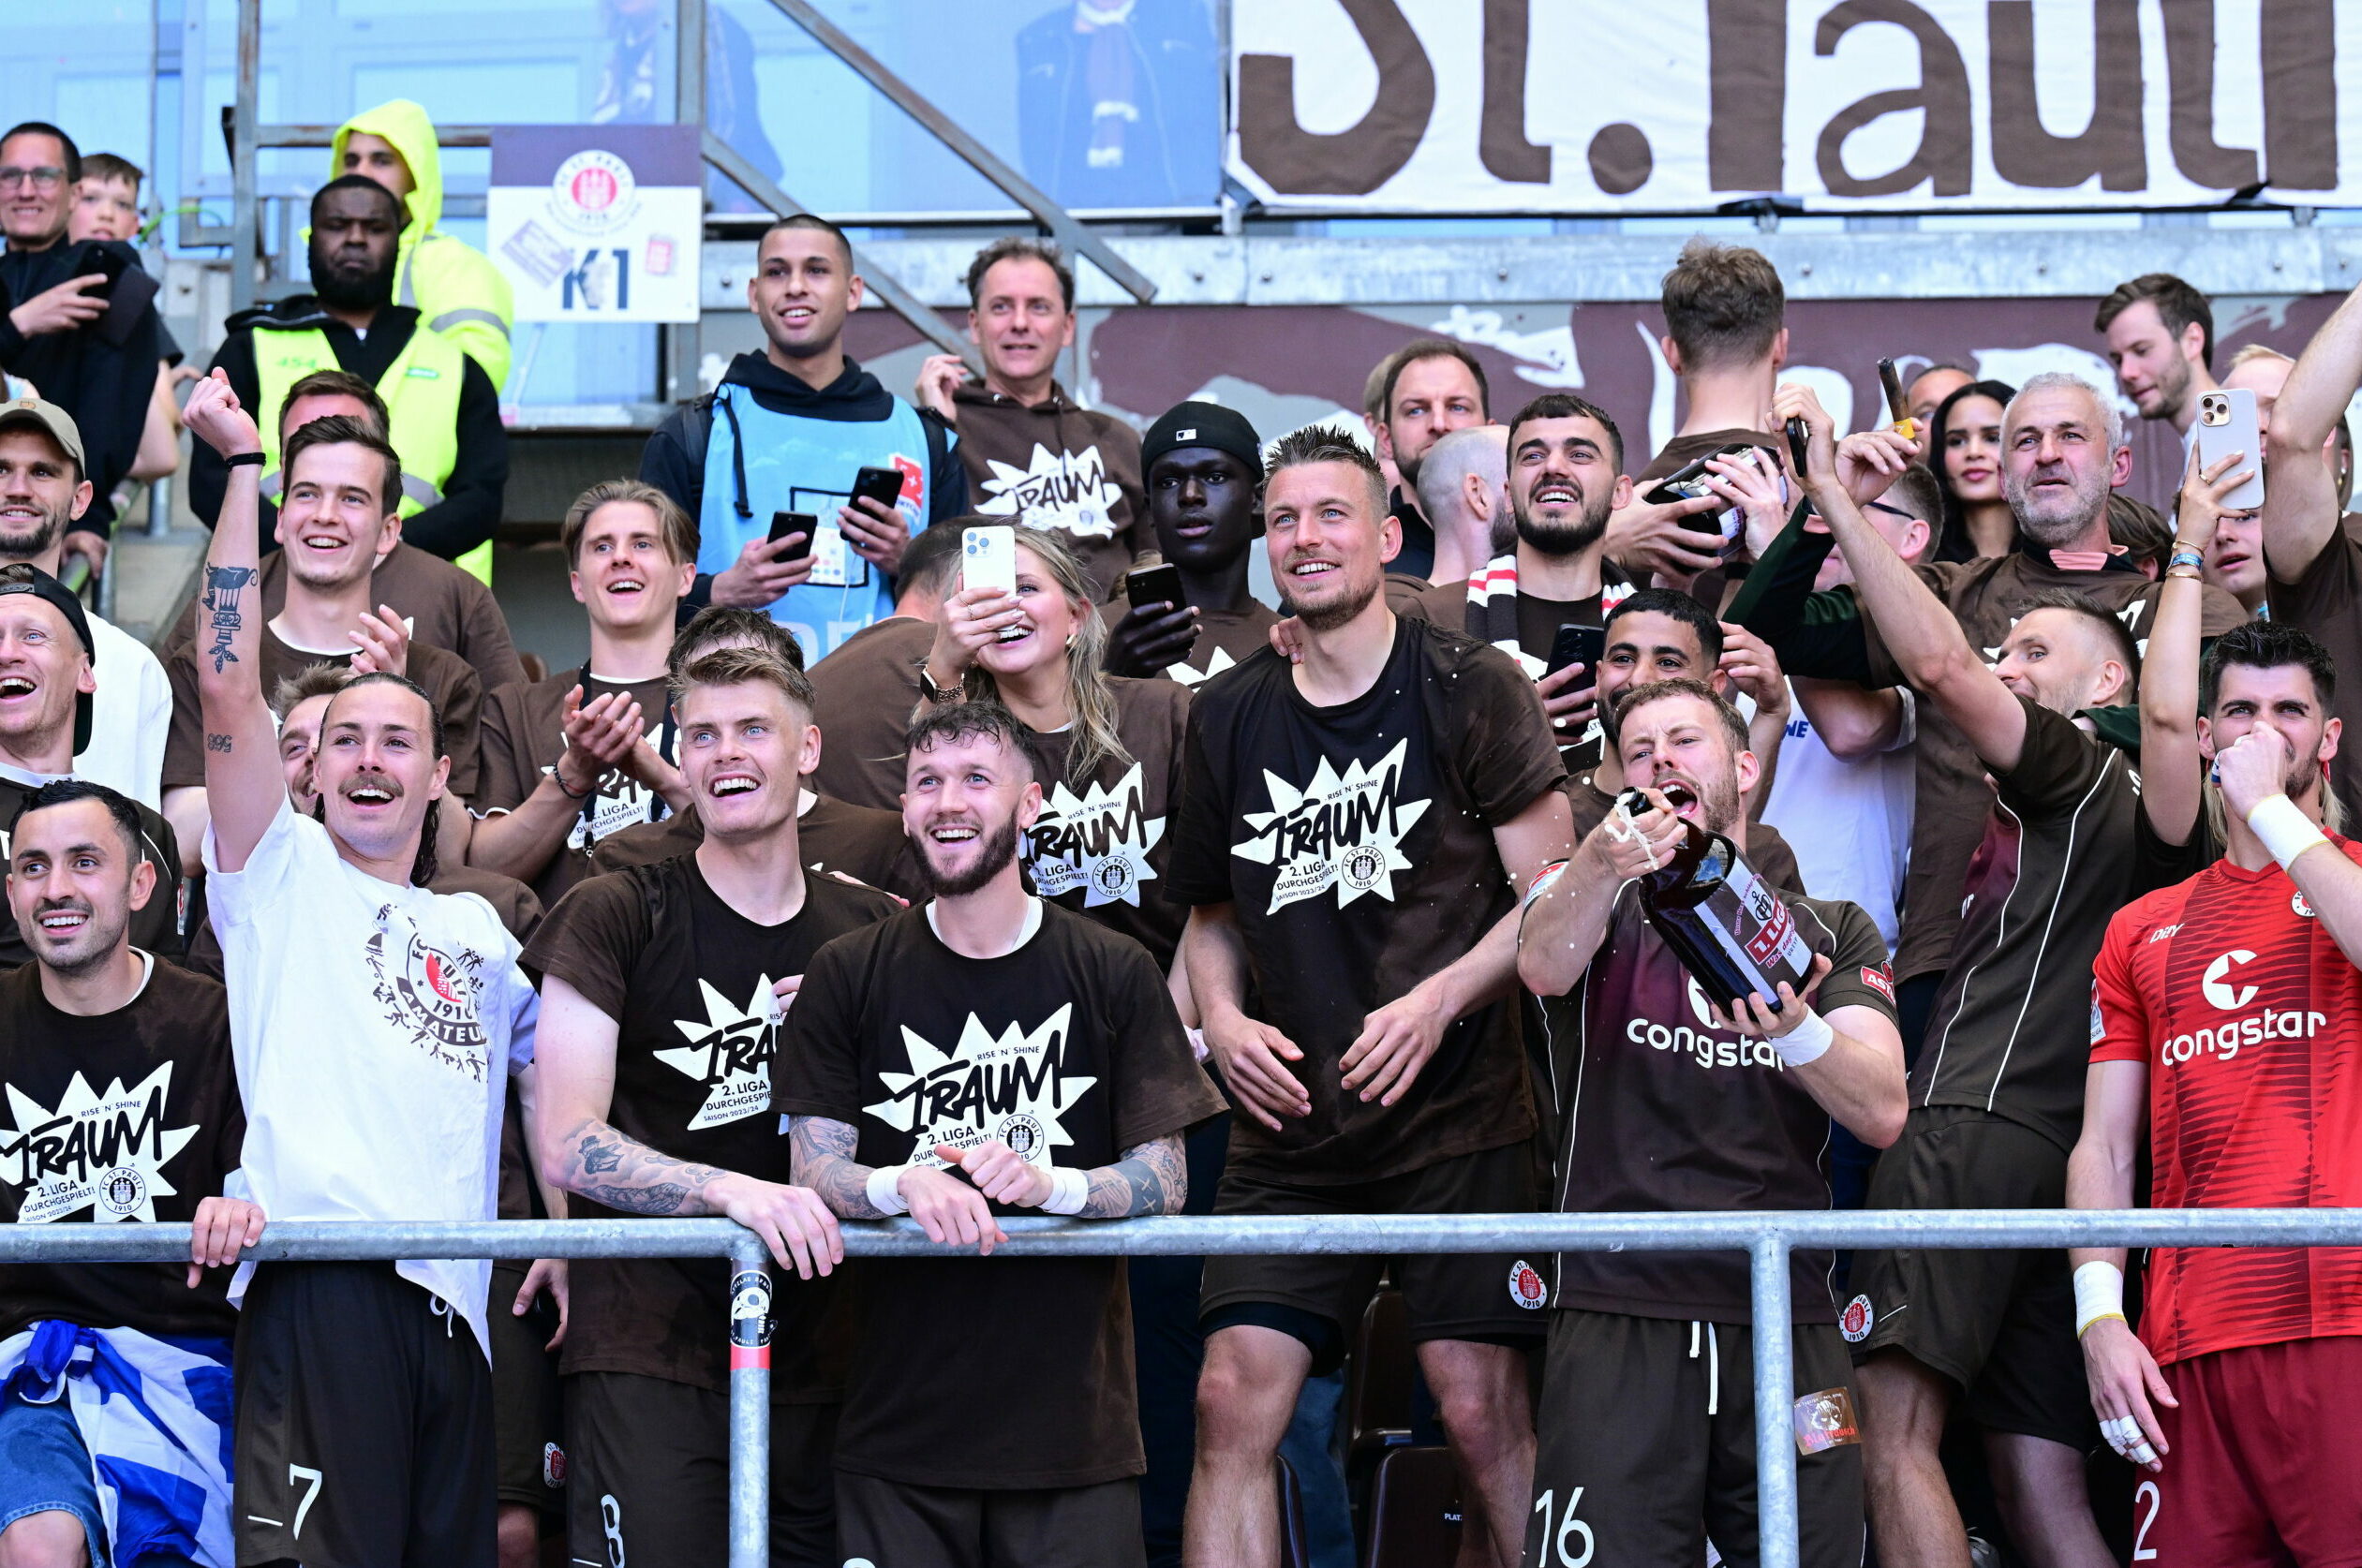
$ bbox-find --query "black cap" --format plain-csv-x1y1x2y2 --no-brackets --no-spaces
0,562,95,755
1141,401,1263,481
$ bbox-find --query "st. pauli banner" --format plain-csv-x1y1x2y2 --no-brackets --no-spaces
1229,0,2358,213
487,126,702,323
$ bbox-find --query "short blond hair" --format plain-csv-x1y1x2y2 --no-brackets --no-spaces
562,479,697,570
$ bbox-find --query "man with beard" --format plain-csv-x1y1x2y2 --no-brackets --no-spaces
1368,339,1489,579
1734,373,2247,1051
2099,273,2220,444
0,779,259,1568
0,562,181,966
1100,401,1276,688
161,409,483,876
1171,431,1570,1568
528,643,897,1568
0,398,171,805
782,699,1221,1568
1518,679,1906,1567
185,370,541,1566
186,176,508,572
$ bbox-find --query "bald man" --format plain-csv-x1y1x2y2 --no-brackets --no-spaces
1416,424,1508,587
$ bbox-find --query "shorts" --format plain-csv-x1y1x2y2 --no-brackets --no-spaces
0,1386,114,1566
233,1262,497,1568
2148,1335,2362,1567
486,1263,564,1515
836,1472,1142,1568
1848,1105,2092,1447
565,1371,838,1568
1523,1309,1864,1568
1198,1142,1542,1376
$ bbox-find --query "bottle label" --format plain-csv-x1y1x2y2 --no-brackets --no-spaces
1724,857,1812,978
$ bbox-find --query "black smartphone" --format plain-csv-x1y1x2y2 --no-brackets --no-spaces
74,244,128,298
1547,623,1604,678
1125,562,1184,612
851,466,903,514
767,510,816,561
1643,441,1760,525
1785,416,1812,476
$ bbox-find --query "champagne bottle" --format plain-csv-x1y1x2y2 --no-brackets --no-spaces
1615,790,1813,1009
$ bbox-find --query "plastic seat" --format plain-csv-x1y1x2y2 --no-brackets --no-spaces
1344,1286,1415,1476
1360,1444,1463,1568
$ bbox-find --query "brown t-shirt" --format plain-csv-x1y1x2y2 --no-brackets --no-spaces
1409,573,1623,770
1540,888,1894,1322
474,669,675,907
1565,770,1807,895
2270,517,2362,826
1912,700,2143,1153
1865,553,2245,982
162,626,483,799
0,957,244,1341
1167,620,1562,1183
809,616,938,810
165,542,526,691
588,793,925,901
777,900,1225,1487
951,380,1147,601
1095,597,1282,690
1018,677,1192,971
524,860,900,1398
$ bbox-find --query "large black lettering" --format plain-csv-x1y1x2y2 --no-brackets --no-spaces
1814,1,1972,198
1237,0,1433,197
1987,0,2145,190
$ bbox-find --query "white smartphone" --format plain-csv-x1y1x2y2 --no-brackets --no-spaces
2194,387,2266,512
962,524,1017,596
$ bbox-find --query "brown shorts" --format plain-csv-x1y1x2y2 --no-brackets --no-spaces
835,1472,1142,1568
486,1263,563,1514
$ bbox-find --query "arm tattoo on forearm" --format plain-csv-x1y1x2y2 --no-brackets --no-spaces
789,1117,888,1219
201,565,256,675
558,1120,725,1217
1081,1134,1188,1219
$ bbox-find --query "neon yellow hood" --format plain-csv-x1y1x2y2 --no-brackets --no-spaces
331,98,444,237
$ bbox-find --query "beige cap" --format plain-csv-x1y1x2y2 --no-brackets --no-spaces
0,397,85,472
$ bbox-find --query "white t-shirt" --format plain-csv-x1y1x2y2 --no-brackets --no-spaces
204,798,538,1357
74,612,171,809
1760,684,1916,952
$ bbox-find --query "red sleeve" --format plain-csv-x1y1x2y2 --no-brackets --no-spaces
2088,900,2156,1066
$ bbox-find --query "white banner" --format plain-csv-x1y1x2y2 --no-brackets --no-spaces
1228,0,2362,213
488,126,702,324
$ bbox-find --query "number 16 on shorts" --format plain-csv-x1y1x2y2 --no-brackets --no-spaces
1530,1486,1594,1567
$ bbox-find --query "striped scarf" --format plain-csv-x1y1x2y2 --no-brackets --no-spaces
1461,553,1634,674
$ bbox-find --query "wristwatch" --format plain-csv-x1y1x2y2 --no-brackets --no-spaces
915,659,963,704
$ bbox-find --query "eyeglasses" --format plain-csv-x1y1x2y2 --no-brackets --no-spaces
1865,501,1919,523
0,167,64,191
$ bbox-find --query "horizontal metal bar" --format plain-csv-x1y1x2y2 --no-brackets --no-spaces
257,124,493,149
9,1209,2362,1266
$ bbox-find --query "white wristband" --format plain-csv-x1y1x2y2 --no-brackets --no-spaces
2073,1260,2127,1337
1041,1165,1090,1216
2246,793,2329,872
1773,1008,1835,1067
865,1164,911,1217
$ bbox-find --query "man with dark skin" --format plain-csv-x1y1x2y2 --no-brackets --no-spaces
1101,402,1274,687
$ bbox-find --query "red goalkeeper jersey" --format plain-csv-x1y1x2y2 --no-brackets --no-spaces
2089,838,2362,1366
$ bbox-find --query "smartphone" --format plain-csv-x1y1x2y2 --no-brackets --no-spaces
766,510,816,561
73,244,128,299
1547,623,1605,679
1125,562,1184,612
963,524,1018,597
1785,417,1812,478
2194,388,2266,511
851,466,905,515
1643,442,1760,509
1877,357,1917,442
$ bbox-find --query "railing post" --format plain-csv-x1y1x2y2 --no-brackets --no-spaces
1750,1232,1800,1568
725,1234,773,1568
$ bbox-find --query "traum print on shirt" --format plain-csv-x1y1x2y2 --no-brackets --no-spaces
976,442,1122,539
1026,764,1164,909
863,1003,1096,1166
1233,741,1431,912
364,905,492,1081
0,1065,198,1223
657,976,780,1130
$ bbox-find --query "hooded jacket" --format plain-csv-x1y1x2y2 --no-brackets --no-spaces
949,378,1145,601
331,100,515,391
187,295,507,563
0,236,171,537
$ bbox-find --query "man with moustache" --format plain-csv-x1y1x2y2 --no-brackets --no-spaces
1171,430,1570,1568
1100,401,1275,688
186,176,507,570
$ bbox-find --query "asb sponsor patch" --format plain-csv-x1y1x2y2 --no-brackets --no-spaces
1859,964,1895,1003
1839,1293,1875,1343
1508,1259,1548,1310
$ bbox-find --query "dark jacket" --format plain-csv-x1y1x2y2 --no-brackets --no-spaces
640,350,960,610
187,296,508,562
0,238,171,537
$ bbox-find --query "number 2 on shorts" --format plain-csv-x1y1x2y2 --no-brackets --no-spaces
1531,1486,1596,1567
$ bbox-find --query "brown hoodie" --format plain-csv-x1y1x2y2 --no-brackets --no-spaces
951,379,1146,599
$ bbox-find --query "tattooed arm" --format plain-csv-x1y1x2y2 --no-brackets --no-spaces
534,975,843,1278
788,1116,889,1220
1080,1133,1188,1219
181,369,282,873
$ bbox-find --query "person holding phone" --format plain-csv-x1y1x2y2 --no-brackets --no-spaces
640,215,965,662
1100,402,1276,688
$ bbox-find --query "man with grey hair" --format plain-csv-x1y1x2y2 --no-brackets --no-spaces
1413,423,1508,586
1732,371,2248,1054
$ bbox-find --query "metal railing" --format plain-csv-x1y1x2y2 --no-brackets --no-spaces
11,1208,2361,1568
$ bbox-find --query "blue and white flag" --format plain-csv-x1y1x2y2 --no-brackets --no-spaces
0,1320,235,1568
